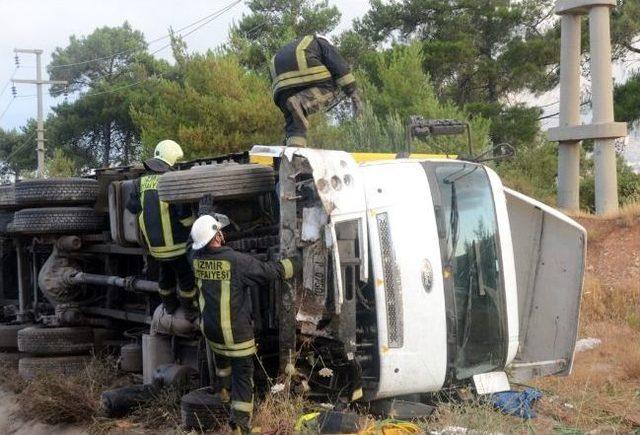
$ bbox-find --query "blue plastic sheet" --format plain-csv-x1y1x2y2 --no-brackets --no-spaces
490,388,543,419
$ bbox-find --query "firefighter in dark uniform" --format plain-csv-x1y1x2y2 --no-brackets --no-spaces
126,139,198,320
271,34,364,147
190,214,296,433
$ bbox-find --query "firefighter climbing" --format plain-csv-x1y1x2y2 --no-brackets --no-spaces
126,139,198,320
270,34,364,147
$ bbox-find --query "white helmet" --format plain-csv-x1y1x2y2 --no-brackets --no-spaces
191,214,229,250
154,139,184,166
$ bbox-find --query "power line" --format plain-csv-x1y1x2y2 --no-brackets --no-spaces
0,67,18,100
83,1,249,99
48,0,242,70
0,98,16,122
6,131,37,161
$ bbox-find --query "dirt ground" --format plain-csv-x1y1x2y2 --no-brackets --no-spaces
1,206,639,434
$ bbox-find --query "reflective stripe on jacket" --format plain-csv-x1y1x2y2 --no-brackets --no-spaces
193,246,287,358
137,174,194,259
271,35,356,100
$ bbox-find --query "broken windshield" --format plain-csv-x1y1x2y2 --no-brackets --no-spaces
431,162,506,380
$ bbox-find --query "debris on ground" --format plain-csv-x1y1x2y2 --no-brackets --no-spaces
574,337,602,352
490,388,543,419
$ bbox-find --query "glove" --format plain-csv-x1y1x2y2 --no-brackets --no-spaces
280,255,301,280
350,90,364,118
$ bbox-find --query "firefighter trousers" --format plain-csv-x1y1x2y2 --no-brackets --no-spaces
157,255,197,312
278,84,341,147
215,354,254,432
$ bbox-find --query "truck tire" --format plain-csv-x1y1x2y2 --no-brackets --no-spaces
19,355,91,380
15,178,99,206
0,212,14,234
0,351,22,370
0,185,18,210
180,387,228,430
11,207,106,234
17,326,94,356
158,163,274,203
0,323,31,349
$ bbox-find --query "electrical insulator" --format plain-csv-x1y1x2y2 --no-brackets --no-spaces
63,86,68,103
14,55,19,66
11,86,16,97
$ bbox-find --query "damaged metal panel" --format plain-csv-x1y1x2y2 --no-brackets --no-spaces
283,148,369,283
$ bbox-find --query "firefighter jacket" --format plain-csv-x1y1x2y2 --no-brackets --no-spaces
271,35,356,102
192,246,294,358
126,174,194,259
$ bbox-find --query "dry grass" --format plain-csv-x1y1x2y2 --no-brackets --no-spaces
14,357,119,425
128,386,182,429
567,201,640,223
252,391,312,434
580,274,640,327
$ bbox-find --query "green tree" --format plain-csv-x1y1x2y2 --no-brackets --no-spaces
47,148,77,177
0,121,37,180
131,49,282,158
309,43,490,154
228,0,341,72
47,23,167,167
353,0,557,146
614,72,640,126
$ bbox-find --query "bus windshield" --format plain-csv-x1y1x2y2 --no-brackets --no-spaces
431,162,506,379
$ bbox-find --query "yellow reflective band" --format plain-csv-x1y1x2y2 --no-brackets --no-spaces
158,288,175,296
197,278,205,308
220,280,234,346
336,73,355,88
179,215,195,227
351,387,363,401
280,259,294,279
273,65,330,84
273,71,332,95
232,400,254,413
209,338,255,351
296,35,313,70
148,243,187,259
179,288,197,298
211,346,256,358
160,200,174,248
216,366,232,377
286,136,307,147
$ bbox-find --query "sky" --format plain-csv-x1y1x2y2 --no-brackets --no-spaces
0,0,370,130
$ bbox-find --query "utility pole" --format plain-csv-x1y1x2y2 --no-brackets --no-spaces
11,49,67,178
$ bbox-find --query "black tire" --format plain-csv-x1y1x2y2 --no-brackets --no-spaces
17,326,94,356
0,212,14,234
19,355,91,380
11,207,106,234
0,185,17,210
0,323,32,349
15,178,98,206
158,163,275,203
0,351,22,371
180,387,228,430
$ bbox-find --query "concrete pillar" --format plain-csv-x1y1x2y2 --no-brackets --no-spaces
589,5,618,214
557,14,582,211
